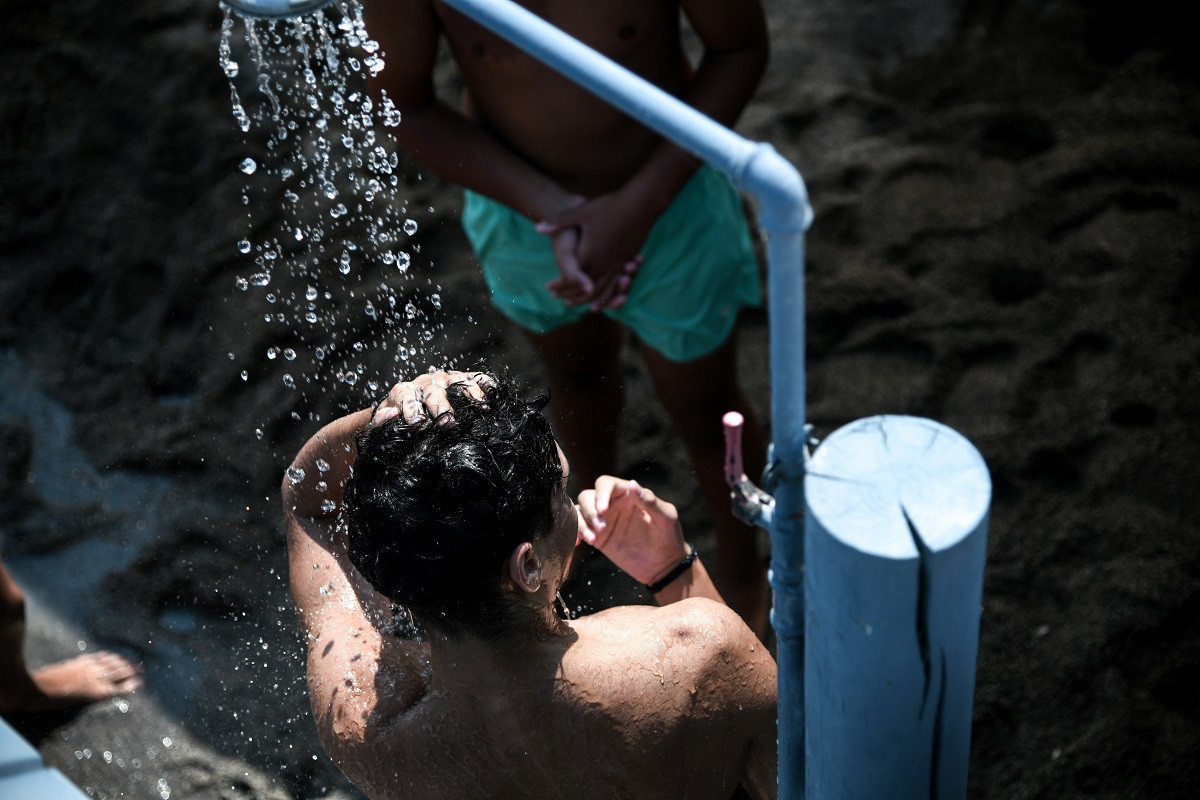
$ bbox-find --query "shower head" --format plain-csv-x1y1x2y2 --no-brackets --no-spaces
221,0,339,19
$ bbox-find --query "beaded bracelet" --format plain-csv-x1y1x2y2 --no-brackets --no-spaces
643,544,697,594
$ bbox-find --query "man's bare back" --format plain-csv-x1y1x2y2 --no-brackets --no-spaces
283,372,776,800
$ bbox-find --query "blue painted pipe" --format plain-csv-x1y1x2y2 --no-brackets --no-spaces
222,0,813,796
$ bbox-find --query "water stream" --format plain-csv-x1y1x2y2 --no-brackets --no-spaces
219,0,459,419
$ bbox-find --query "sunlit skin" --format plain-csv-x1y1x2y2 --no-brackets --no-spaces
366,0,773,635
0,560,143,712
282,370,777,800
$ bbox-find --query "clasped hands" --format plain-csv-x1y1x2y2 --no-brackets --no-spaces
536,189,655,312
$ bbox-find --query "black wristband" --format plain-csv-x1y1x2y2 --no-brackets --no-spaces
643,545,697,594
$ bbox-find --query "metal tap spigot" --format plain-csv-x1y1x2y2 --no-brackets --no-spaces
722,411,775,530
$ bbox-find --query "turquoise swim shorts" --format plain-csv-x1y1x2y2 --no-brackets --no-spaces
461,164,762,363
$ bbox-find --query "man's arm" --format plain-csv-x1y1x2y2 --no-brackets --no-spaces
282,403,432,764
577,476,725,605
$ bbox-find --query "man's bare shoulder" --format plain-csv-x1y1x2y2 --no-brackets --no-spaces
572,599,769,682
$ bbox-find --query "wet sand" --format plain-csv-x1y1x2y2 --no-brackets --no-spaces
1,0,1197,798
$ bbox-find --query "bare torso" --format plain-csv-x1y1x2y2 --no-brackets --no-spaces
434,0,688,195
331,601,770,800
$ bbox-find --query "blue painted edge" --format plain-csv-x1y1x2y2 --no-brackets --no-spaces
0,716,42,778
0,716,90,799
0,767,93,800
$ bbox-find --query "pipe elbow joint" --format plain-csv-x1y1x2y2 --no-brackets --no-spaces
735,143,813,234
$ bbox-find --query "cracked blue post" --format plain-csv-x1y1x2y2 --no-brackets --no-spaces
804,416,990,799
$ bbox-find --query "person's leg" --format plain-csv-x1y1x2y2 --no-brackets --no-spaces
0,559,143,712
639,334,770,636
523,313,625,493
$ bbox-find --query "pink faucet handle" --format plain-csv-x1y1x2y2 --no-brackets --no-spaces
723,411,746,488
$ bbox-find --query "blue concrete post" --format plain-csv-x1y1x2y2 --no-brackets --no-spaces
804,416,990,798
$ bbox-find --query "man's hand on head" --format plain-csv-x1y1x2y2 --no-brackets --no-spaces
371,370,492,428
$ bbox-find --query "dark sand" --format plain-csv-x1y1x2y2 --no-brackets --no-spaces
1,1,1197,798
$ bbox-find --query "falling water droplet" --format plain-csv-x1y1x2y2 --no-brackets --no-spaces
249,273,271,287
403,219,418,235
287,467,306,484
237,239,252,254
267,347,279,360
315,458,330,472
235,276,249,291
240,157,257,175
282,374,296,389
305,285,318,301
224,60,240,78
430,293,441,309
283,348,297,361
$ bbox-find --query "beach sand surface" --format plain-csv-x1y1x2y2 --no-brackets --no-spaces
1,0,1197,797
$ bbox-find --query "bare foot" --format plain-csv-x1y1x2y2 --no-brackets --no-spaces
0,651,143,712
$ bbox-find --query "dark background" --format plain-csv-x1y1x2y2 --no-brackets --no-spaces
1,0,1197,798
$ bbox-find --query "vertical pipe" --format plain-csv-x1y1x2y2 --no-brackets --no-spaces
759,208,809,800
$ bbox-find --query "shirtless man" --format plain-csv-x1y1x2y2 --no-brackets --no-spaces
282,369,776,800
366,0,771,631
0,559,143,712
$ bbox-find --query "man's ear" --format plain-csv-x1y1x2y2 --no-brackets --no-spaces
508,542,542,593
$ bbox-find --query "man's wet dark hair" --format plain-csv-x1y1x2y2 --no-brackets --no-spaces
343,370,563,638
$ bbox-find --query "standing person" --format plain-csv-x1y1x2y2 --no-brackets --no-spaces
0,559,143,712
282,369,777,799
366,0,771,632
